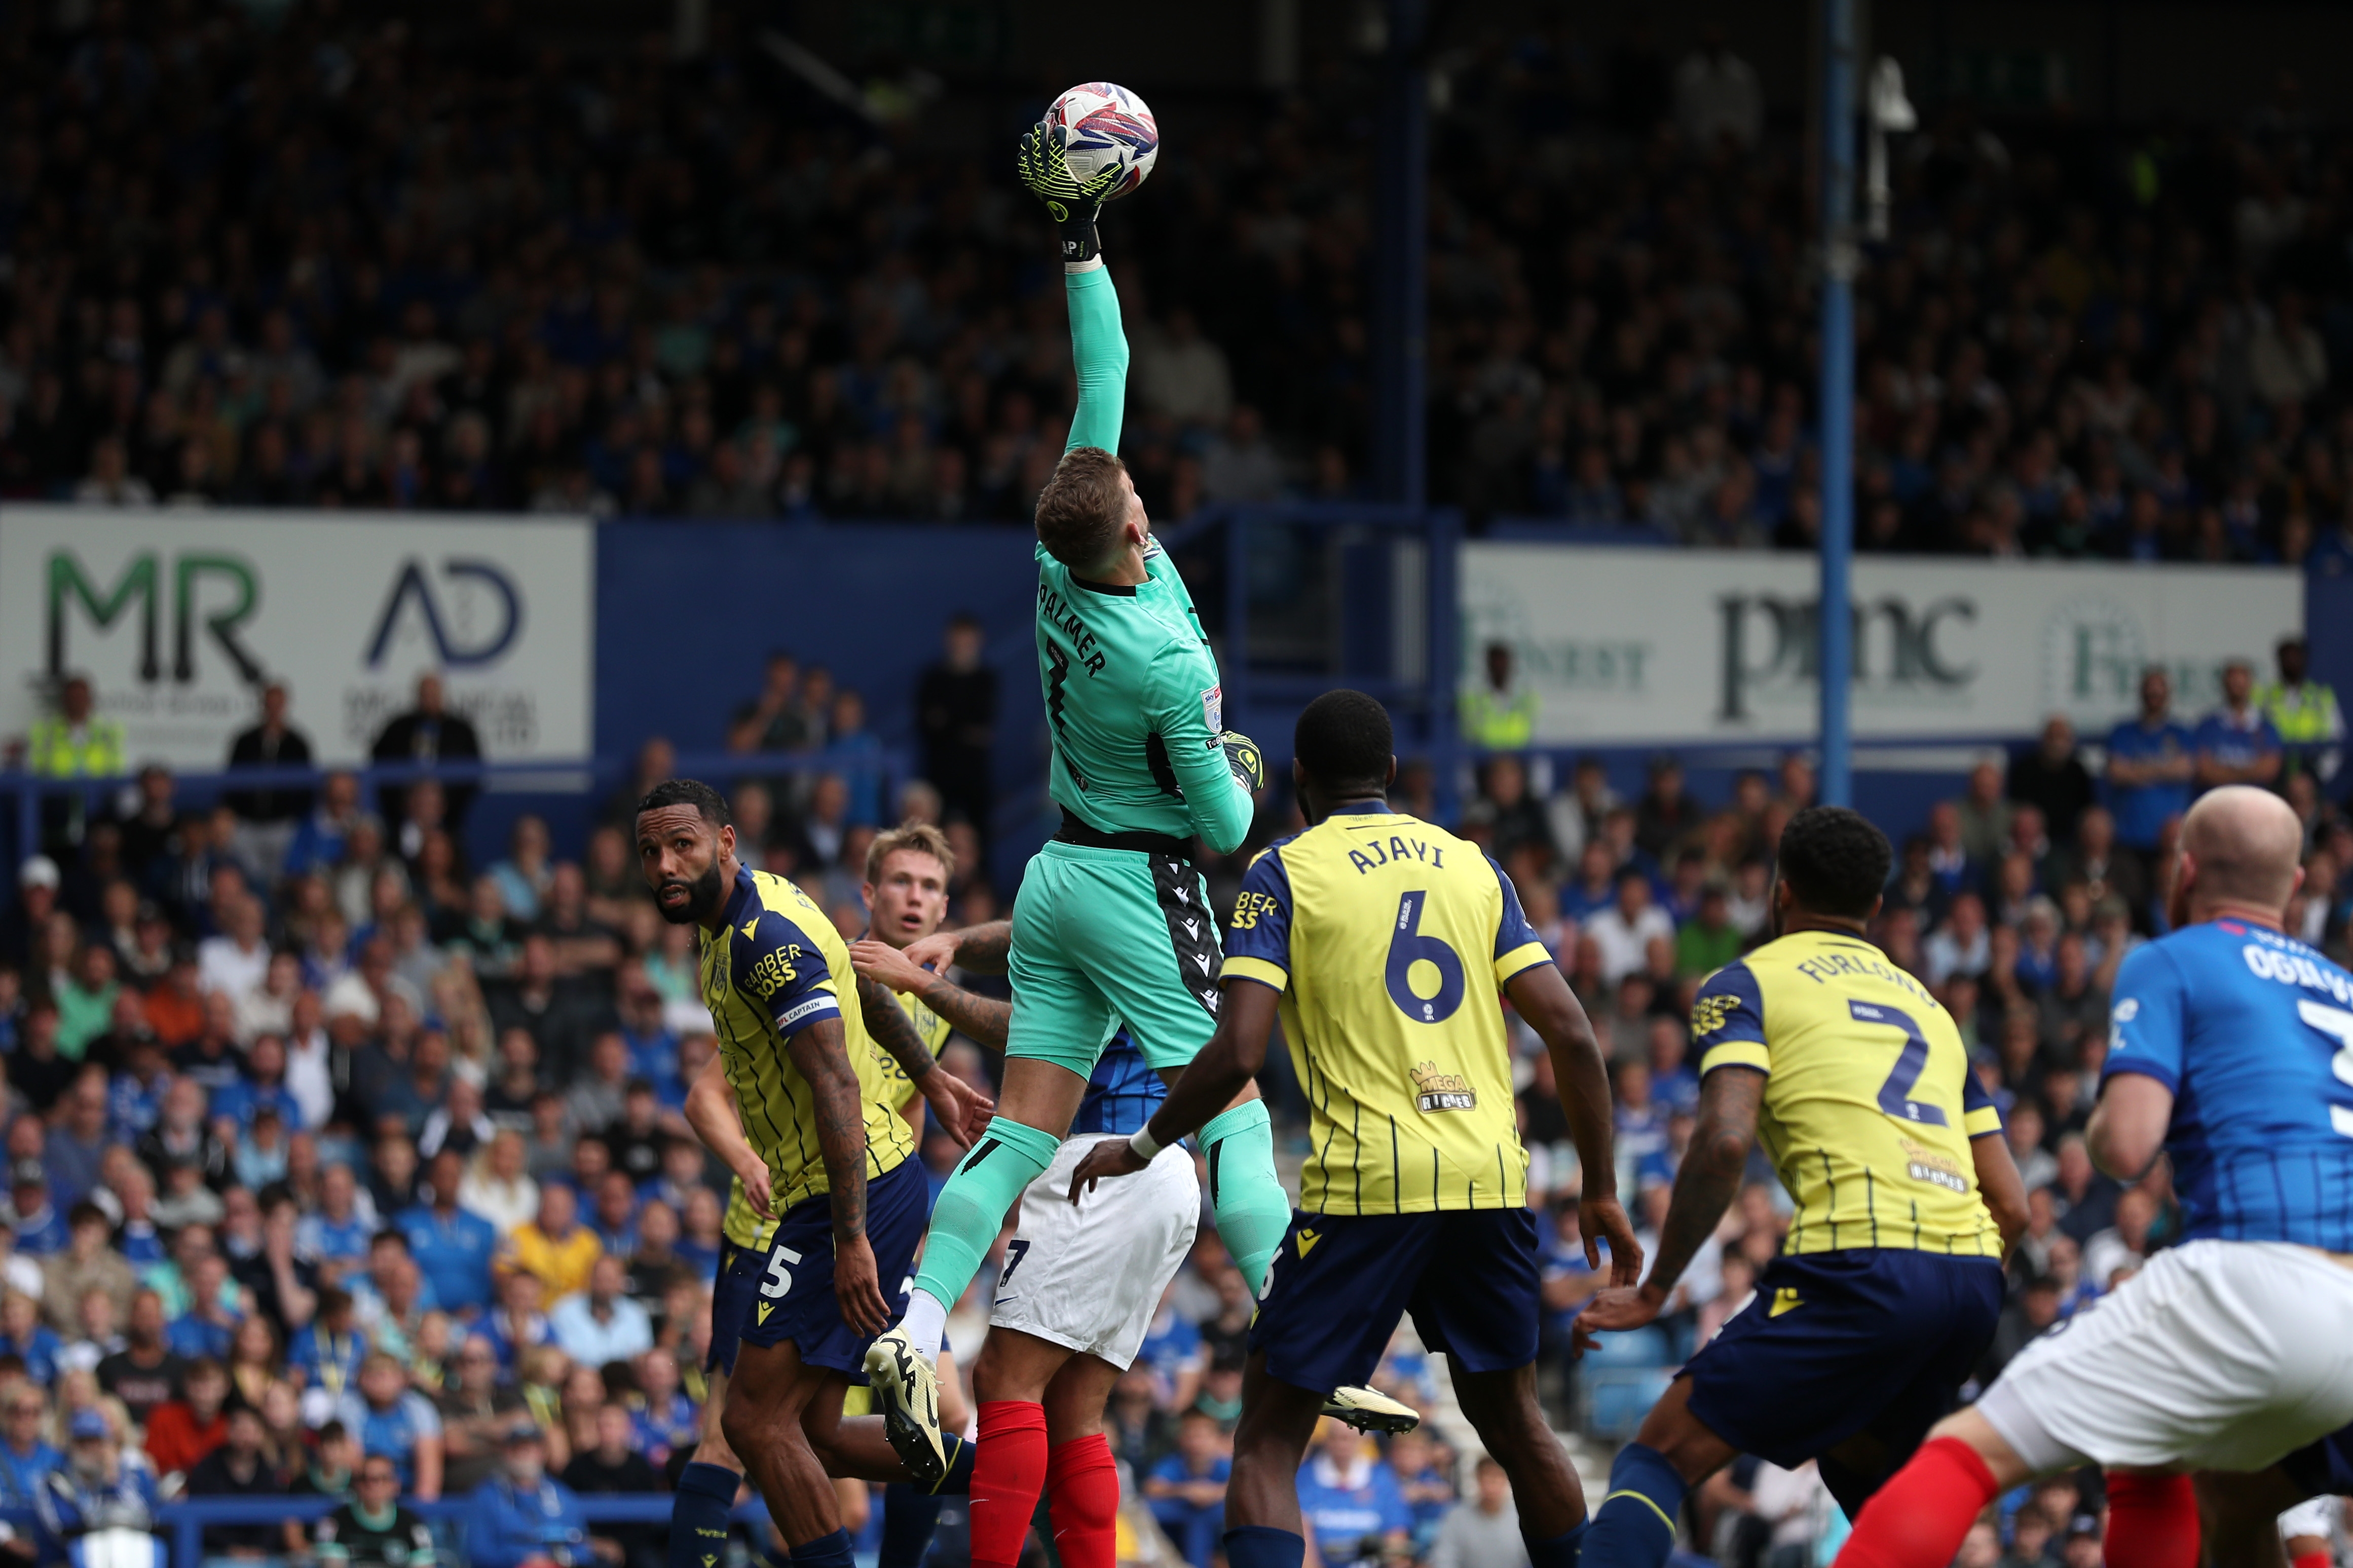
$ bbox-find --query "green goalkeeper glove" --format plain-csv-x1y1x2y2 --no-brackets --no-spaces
1018,121,1125,266
1219,731,1266,794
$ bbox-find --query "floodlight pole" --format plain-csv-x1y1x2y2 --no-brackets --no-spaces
1819,0,1858,808
1373,0,1428,509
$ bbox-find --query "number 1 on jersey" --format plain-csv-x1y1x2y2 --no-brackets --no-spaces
1849,999,1950,1127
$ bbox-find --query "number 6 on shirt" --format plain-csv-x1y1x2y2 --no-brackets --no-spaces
1384,891,1466,1024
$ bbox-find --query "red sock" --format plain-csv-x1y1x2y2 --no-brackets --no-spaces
971,1401,1049,1568
2103,1471,2197,1568
1834,1436,2002,1568
1046,1433,1121,1568
2292,1554,2332,1568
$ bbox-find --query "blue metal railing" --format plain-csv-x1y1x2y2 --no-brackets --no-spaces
0,744,912,872
157,1494,739,1568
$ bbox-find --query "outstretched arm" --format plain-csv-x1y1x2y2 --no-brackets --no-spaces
1505,961,1641,1285
1064,263,1129,456
851,941,1013,1053
854,974,994,1142
1017,120,1130,457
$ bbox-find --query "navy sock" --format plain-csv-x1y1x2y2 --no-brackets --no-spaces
1579,1442,1688,1568
1223,1525,1306,1568
877,1484,945,1568
1525,1520,1590,1568
670,1461,739,1568
783,1527,854,1568
935,1431,977,1495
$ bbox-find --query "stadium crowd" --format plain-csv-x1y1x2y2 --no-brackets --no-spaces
0,2,2349,568
0,609,2342,1568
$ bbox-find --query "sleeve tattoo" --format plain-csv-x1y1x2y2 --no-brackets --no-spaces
783,1016,867,1241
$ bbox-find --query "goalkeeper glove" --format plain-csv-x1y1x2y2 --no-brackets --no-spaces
1219,731,1266,794
1018,120,1125,266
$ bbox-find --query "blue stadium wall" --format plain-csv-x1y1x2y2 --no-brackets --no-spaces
575,523,2353,891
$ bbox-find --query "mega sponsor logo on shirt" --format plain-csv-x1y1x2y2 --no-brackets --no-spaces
1409,1061,1477,1114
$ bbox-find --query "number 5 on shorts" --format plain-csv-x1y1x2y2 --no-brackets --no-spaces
761,1242,803,1298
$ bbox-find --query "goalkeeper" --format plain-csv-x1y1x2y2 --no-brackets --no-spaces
867,119,1293,1484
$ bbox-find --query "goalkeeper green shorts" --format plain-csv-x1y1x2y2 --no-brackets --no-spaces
1008,838,1222,1077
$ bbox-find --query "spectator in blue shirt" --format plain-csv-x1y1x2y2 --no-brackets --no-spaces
463,1424,588,1568
211,1036,304,1132
396,1150,499,1319
0,1384,60,1544
2192,658,2285,791
165,1253,239,1362
106,1039,172,1143
336,1352,445,1499
1537,1204,1605,1350
1145,1409,1230,1568
8,1165,69,1258
547,1256,652,1367
282,773,364,881
1295,1420,1411,1564
294,1164,377,1281
1137,1285,1206,1413
1384,1429,1457,1555
289,1288,367,1408
2105,667,2196,852
0,1292,61,1386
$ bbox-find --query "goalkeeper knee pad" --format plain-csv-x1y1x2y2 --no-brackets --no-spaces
913,1118,1061,1309
1200,1100,1289,1298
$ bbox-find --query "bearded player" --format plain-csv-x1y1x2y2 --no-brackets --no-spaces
640,782,988,1568
864,117,1293,1497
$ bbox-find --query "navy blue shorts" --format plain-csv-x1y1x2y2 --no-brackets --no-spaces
706,1238,760,1376
2281,1424,2353,1498
730,1157,930,1380
1683,1248,2003,1471
1249,1206,1539,1393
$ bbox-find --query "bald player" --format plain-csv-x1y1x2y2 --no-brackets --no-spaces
1836,787,2353,1568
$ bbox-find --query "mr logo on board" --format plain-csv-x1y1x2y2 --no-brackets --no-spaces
46,548,526,681
46,549,264,683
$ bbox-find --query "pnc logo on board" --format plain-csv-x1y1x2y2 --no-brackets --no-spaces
45,550,525,681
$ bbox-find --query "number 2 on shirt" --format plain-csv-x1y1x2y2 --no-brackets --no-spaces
1848,1000,1950,1127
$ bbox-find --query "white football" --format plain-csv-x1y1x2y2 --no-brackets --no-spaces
1045,82,1160,201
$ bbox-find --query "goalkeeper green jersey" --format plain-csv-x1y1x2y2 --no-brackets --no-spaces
1034,262,1253,854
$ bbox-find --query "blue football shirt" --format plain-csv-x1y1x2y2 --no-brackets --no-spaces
2102,919,2353,1250
1072,1029,1166,1137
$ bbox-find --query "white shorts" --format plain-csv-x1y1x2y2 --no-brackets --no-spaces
2278,1496,2338,1540
986,1135,1200,1369
1977,1240,2353,1473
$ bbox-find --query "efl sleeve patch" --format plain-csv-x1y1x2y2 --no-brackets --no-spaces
1201,684,1223,735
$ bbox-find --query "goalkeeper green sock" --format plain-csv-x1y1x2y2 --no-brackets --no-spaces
907,1117,1061,1352
1200,1100,1290,1299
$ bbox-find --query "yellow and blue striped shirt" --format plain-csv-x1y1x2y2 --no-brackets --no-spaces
1222,804,1553,1215
699,866,913,1235
1692,930,2004,1258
